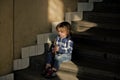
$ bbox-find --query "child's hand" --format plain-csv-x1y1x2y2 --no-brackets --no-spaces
52,46,59,54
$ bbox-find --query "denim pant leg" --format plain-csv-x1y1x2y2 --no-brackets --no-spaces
46,52,54,64
53,54,71,70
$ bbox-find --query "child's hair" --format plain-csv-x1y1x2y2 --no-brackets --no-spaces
56,22,71,36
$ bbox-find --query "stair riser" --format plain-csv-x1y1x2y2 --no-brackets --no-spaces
94,3,120,13
77,51,120,63
83,14,120,24
72,35,120,44
78,74,114,80
78,0,88,2
74,57,120,73
78,0,103,2
102,0,120,3
73,47,120,63
95,23,120,30
76,65,117,80
72,21,120,31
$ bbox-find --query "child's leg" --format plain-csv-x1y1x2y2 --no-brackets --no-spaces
46,52,54,69
53,54,72,71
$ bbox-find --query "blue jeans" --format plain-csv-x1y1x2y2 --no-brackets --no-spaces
46,52,71,70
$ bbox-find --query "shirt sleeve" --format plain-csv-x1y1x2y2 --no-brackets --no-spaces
58,39,73,54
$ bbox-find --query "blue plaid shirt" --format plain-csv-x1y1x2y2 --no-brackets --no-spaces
55,35,73,54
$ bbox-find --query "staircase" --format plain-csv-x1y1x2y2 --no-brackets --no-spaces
72,0,120,80
14,0,120,80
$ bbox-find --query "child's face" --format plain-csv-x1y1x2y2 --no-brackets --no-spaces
57,28,68,38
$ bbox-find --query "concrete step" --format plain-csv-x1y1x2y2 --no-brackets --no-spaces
77,66,120,80
78,0,88,2
77,2,93,11
73,43,120,61
93,3,120,13
74,56,120,74
102,0,120,3
83,12,120,24
71,20,120,32
56,70,78,80
59,61,78,75
72,31,120,44
83,27,120,38
78,0,103,2
94,23,120,30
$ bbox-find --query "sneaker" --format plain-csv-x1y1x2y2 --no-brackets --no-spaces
51,70,57,77
42,67,51,76
44,67,53,78
44,69,57,78
46,64,51,69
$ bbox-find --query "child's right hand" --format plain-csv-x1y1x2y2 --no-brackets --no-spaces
52,46,59,54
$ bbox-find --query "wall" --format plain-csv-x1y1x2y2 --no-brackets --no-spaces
0,0,13,76
14,0,49,59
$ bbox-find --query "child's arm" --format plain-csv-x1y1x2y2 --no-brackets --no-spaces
52,45,59,54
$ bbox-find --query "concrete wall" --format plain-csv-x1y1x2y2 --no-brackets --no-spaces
0,0,13,76
0,0,77,76
14,0,49,59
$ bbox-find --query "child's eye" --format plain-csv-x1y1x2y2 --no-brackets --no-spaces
60,31,63,33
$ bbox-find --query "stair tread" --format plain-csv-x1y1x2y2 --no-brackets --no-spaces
72,31,120,37
72,20,120,30
102,0,120,3
83,12,120,23
93,2,120,13
72,31,120,44
59,61,79,73
56,71,78,80
84,27,120,37
84,12,120,18
77,66,116,80
94,2,120,8
73,42,120,55
73,57,120,74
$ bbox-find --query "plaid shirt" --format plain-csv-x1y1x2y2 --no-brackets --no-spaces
55,35,73,54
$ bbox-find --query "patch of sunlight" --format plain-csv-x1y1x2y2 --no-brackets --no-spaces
57,61,79,80
48,0,64,22
72,14,82,21
72,20,98,32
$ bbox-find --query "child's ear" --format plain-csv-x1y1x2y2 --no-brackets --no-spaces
67,30,70,34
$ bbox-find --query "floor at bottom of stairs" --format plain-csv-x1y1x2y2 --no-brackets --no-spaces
14,67,78,80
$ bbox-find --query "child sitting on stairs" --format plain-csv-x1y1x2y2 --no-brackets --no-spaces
43,21,74,78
